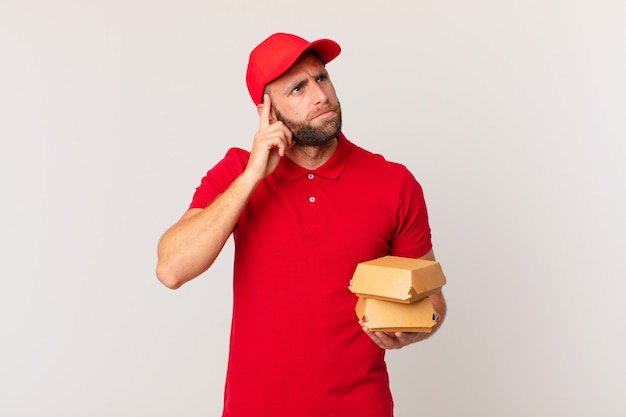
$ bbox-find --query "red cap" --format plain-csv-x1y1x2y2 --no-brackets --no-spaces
246,33,341,105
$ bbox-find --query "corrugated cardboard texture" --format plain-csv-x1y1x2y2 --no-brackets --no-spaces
349,256,446,303
356,296,436,332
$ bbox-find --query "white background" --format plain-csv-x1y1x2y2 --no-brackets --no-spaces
1,1,625,416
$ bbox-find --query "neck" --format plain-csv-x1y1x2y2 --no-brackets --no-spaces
286,137,339,170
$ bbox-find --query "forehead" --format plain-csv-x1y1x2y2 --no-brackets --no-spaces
274,52,326,85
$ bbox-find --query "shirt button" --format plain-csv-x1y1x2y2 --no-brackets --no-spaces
309,197,316,203
307,173,315,180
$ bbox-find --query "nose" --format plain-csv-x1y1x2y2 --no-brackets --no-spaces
310,81,328,105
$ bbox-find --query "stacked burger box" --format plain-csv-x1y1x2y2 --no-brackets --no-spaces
348,256,447,333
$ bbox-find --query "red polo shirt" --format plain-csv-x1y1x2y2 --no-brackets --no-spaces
190,134,432,417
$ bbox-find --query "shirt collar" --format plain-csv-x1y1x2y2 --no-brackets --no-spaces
274,133,352,181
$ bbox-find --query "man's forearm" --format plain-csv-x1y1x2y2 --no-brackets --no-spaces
156,171,261,288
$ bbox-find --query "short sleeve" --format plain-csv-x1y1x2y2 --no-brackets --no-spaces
189,148,249,209
389,169,432,258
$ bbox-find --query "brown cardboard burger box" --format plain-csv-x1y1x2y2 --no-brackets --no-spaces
355,296,437,333
349,256,446,303
349,256,447,333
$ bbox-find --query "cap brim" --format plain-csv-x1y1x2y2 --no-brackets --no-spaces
262,38,341,96
307,38,342,65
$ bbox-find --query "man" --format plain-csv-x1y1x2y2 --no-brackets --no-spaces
157,32,446,417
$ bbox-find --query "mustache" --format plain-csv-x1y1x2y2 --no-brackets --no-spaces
309,103,340,120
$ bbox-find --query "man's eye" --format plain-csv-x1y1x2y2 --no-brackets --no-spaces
317,75,327,82
291,86,301,94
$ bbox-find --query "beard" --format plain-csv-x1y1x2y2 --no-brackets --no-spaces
274,102,342,147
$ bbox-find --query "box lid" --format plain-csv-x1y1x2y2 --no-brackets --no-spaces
349,256,446,303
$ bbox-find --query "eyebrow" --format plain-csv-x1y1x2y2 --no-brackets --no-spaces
283,70,329,95
286,79,307,93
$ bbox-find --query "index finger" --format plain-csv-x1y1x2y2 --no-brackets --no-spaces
258,94,271,130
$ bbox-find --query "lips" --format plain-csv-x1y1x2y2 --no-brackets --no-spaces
313,110,335,119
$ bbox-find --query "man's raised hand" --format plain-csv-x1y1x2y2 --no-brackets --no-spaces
246,94,293,180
